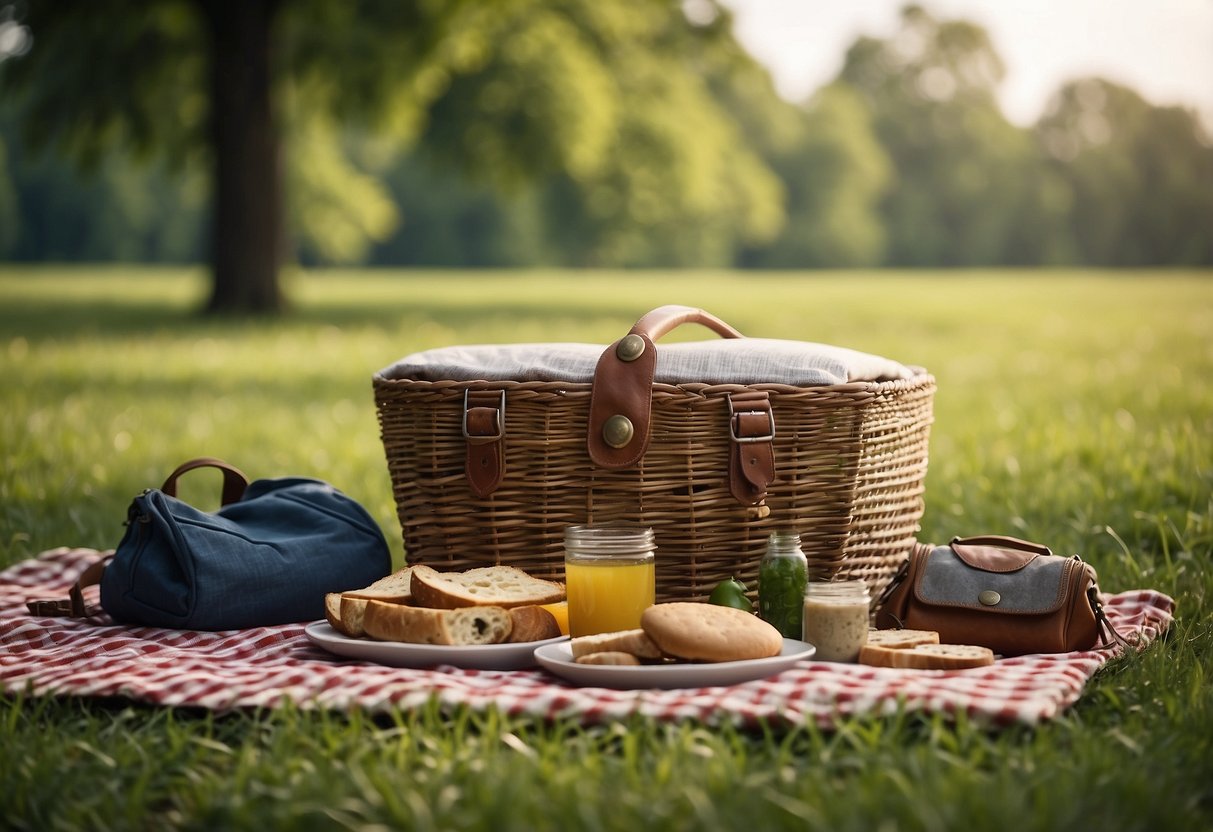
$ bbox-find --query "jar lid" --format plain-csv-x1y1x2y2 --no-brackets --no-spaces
564,522,655,555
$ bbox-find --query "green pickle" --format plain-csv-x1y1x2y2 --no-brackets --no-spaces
709,577,754,612
758,531,808,638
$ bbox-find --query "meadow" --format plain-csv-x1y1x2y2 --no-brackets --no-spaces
1,266,1210,830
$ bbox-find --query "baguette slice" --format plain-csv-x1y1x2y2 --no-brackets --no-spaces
866,628,940,649
362,600,513,645
337,595,373,638
570,628,664,660
507,606,562,643
860,642,995,670
410,564,565,610
575,651,642,666
324,593,354,636
344,566,415,603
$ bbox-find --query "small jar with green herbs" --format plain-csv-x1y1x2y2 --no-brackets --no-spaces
758,530,808,638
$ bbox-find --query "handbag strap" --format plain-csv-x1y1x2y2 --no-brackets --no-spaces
950,534,1053,557
160,457,249,506
26,555,111,619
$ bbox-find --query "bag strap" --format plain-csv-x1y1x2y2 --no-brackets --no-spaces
1088,586,1135,650
587,305,744,470
26,458,247,620
950,534,1053,557
26,556,111,619
160,457,249,506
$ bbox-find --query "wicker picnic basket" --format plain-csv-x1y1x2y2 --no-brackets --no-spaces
373,305,934,603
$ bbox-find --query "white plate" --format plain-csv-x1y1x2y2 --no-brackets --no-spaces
533,638,816,689
304,621,568,671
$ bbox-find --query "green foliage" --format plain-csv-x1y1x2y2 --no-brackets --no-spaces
0,1,1210,271
749,83,891,267
0,267,1210,830
1038,78,1213,265
839,5,1068,267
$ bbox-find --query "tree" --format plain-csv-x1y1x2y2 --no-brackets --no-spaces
1037,78,1213,265
414,0,785,267
742,83,892,268
837,4,1070,266
0,0,795,297
0,1,513,312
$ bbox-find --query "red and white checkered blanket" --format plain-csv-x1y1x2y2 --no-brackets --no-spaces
1,548,1175,728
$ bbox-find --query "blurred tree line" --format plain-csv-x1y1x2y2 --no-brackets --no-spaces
1,2,1210,296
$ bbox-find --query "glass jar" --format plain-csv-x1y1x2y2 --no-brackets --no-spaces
802,580,871,662
563,523,656,638
758,530,808,639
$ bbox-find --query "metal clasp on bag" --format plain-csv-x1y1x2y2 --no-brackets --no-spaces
462,389,507,497
727,396,776,444
462,390,505,442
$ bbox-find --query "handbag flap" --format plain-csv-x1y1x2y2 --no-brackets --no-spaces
914,545,1077,614
949,540,1039,572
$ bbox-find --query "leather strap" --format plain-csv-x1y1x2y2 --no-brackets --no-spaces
26,556,111,619
464,390,506,497
588,305,744,469
161,457,249,506
727,390,775,506
950,534,1053,557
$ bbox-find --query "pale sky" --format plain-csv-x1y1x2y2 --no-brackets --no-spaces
718,0,1213,131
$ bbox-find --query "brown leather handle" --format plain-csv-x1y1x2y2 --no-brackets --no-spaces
160,457,249,506
950,535,1053,557
629,305,744,342
588,306,746,469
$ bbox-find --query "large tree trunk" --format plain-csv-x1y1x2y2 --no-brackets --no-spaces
200,0,284,314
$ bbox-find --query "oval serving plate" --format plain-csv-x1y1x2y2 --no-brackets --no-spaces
533,638,816,689
305,621,567,671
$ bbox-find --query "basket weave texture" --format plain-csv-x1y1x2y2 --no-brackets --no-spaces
374,373,934,604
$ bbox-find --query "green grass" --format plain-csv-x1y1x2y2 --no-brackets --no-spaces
1,265,1211,830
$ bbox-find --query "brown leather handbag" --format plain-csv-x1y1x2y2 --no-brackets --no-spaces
874,535,1126,656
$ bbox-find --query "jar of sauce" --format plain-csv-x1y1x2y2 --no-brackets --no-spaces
564,523,656,637
758,530,808,639
802,580,870,662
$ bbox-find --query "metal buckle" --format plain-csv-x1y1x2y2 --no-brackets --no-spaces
462,390,506,440
727,395,775,444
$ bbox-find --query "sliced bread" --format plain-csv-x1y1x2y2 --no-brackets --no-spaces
575,651,643,666
507,605,562,643
570,628,664,660
344,566,415,603
361,600,513,645
410,564,565,610
859,642,995,670
866,628,940,649
324,593,352,636
337,595,374,638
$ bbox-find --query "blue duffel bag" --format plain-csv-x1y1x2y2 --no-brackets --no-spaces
28,458,391,630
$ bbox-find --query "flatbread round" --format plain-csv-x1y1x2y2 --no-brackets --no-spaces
641,602,783,662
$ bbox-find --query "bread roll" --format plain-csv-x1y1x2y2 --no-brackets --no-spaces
642,602,783,662
507,605,562,643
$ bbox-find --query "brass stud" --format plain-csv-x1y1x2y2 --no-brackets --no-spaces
602,414,635,448
978,590,1001,606
616,334,646,362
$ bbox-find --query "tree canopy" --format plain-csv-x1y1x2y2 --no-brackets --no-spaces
1,1,1210,295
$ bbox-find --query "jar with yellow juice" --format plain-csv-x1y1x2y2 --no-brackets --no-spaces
563,523,656,638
